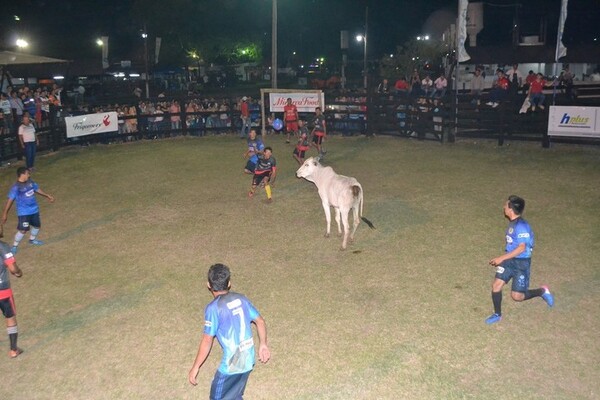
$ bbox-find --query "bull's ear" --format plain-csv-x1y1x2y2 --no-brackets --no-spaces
315,156,321,163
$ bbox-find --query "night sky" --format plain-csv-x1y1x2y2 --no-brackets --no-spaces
1,0,598,64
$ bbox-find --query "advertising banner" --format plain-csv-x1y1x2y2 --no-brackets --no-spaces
548,106,600,138
268,92,324,113
65,112,119,138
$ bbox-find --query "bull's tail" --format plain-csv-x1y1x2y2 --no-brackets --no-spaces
353,184,375,229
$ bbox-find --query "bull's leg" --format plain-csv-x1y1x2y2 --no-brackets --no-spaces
322,201,332,238
340,208,351,250
334,208,342,236
350,206,361,243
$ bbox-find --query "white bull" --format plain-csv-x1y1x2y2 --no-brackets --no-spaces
296,157,374,250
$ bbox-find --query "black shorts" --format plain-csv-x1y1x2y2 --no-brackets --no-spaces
312,134,324,145
252,172,271,186
0,290,16,318
18,213,41,231
293,148,306,158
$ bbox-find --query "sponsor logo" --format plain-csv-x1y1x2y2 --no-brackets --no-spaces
559,113,591,128
517,233,530,238
72,121,104,131
204,320,212,327
227,298,242,309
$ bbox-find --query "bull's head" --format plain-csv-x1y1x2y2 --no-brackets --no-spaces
296,156,321,179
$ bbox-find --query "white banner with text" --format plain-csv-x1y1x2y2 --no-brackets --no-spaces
65,112,119,138
548,106,600,138
268,92,325,113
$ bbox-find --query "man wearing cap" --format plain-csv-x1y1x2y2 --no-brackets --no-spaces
240,96,251,139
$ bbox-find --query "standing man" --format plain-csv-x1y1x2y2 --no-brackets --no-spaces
239,96,251,139
311,107,327,156
2,167,55,254
243,129,265,174
248,147,277,202
470,68,485,107
0,234,23,358
505,63,523,96
188,263,270,399
18,112,38,171
9,91,24,132
283,97,299,144
485,195,554,324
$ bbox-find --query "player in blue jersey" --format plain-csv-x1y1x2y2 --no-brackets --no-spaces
243,129,265,174
0,238,24,358
485,195,554,324
1,167,55,254
188,263,270,399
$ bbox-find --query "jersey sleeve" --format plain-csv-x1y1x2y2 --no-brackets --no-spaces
203,303,219,337
7,185,17,200
244,299,260,322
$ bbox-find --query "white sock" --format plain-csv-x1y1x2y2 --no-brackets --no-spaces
30,227,40,241
13,231,25,247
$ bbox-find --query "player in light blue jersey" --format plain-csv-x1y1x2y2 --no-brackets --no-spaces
243,129,265,174
485,195,554,324
189,263,270,399
1,167,54,254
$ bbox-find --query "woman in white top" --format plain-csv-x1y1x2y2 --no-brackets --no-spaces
18,112,38,170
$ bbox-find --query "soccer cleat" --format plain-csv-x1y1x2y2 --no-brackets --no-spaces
541,285,554,307
29,239,44,246
485,313,502,325
491,102,499,108
486,101,494,106
10,246,17,254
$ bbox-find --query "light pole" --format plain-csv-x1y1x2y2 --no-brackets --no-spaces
141,30,150,98
271,0,278,88
356,33,367,90
356,6,368,90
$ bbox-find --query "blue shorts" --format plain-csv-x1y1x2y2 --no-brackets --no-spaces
495,258,531,293
245,160,257,172
210,370,251,400
18,213,41,232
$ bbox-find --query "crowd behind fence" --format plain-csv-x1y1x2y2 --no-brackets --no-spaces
2,82,600,165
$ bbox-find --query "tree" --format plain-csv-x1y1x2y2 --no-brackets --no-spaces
379,38,446,80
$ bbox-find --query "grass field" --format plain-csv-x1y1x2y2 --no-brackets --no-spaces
0,134,598,399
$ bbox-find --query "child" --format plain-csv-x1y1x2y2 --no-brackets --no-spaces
188,263,270,399
311,107,327,156
293,120,311,165
266,113,275,135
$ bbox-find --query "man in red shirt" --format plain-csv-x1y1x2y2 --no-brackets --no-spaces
486,69,510,108
394,77,409,97
283,98,298,143
528,73,552,111
240,96,250,138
